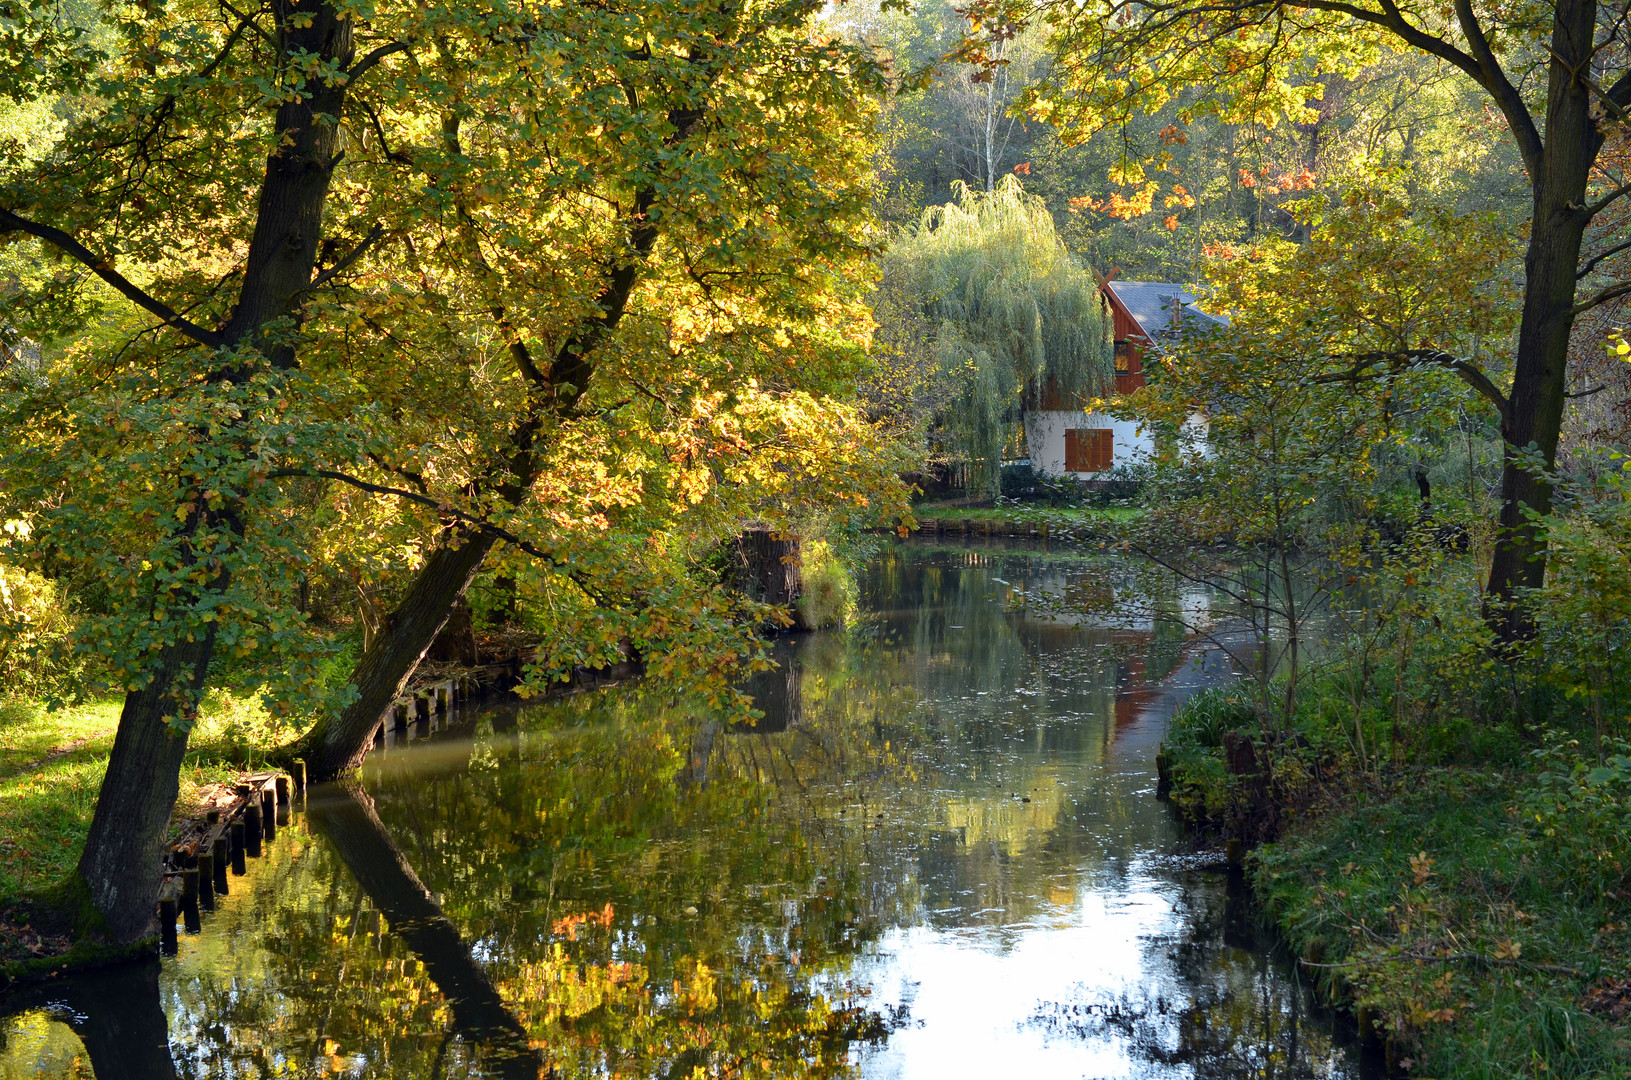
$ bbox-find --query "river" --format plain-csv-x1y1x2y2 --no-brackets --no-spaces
0,540,1371,1079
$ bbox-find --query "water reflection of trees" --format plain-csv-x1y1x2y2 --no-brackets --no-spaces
0,545,1360,1079
1021,871,1361,1078
362,711,882,1079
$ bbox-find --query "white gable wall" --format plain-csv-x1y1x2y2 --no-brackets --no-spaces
1024,410,1154,478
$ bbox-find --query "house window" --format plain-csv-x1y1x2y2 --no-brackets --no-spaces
1065,428,1114,472
1114,341,1131,373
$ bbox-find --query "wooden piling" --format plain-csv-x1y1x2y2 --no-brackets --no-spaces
212,831,230,894
158,879,179,955
230,819,247,875
197,849,216,910
260,785,276,841
180,868,201,933
244,800,263,858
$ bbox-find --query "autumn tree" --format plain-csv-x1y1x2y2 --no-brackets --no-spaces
0,0,903,943
968,0,1631,639
1113,187,1518,721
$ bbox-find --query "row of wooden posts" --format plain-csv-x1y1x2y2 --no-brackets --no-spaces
154,677,480,949
156,770,293,954
372,674,476,750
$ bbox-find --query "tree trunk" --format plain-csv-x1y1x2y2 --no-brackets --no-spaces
728,527,804,620
281,532,497,780
1483,1,1603,642
305,781,541,1080
73,0,355,941
73,639,212,943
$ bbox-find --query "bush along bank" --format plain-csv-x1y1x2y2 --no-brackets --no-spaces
1160,685,1631,1078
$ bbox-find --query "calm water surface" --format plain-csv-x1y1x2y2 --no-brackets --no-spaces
0,542,1369,1079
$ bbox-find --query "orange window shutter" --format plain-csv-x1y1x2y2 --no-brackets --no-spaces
1065,429,1115,471
1092,429,1113,471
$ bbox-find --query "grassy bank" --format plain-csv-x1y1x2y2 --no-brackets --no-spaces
1163,688,1631,1077
0,694,293,956
910,502,1139,541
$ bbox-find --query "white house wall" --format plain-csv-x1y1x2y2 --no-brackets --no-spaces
1024,410,1154,478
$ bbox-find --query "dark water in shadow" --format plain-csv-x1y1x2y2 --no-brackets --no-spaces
0,542,1373,1079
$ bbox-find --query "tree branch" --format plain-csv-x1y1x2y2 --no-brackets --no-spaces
268,467,570,568
1585,177,1631,218
304,225,385,292
345,41,411,83
1290,0,1543,177
1317,349,1510,422
1578,237,1631,279
0,209,223,347
1605,67,1631,109
1574,278,1631,315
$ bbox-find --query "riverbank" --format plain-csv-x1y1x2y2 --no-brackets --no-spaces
1162,688,1631,1077
908,502,1138,541
0,695,283,979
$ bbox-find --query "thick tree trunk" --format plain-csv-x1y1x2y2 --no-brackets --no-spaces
728,527,804,621
72,0,355,941
1483,1,1603,642
281,533,497,780
74,640,212,942
305,781,541,1080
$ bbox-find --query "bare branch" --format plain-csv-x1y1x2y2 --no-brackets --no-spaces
1574,277,1631,315
0,208,223,348
1579,237,1631,278
304,224,385,292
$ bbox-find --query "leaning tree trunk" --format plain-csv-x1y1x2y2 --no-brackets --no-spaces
1483,11,1603,643
73,0,356,942
280,532,497,780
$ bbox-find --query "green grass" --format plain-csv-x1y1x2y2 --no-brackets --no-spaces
1162,690,1631,1077
1255,768,1631,1078
0,694,291,907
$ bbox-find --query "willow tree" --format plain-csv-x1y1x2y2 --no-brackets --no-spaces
879,174,1114,493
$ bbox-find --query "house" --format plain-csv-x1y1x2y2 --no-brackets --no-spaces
1024,280,1223,480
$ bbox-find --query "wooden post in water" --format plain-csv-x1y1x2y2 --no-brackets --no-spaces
260,785,276,841
158,880,179,955
230,819,247,875
197,849,215,910
180,868,201,934
212,831,230,894
244,805,263,858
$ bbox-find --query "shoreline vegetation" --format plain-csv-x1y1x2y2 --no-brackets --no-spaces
1161,685,1631,1077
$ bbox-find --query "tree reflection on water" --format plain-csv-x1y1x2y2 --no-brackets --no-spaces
0,545,1368,1079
